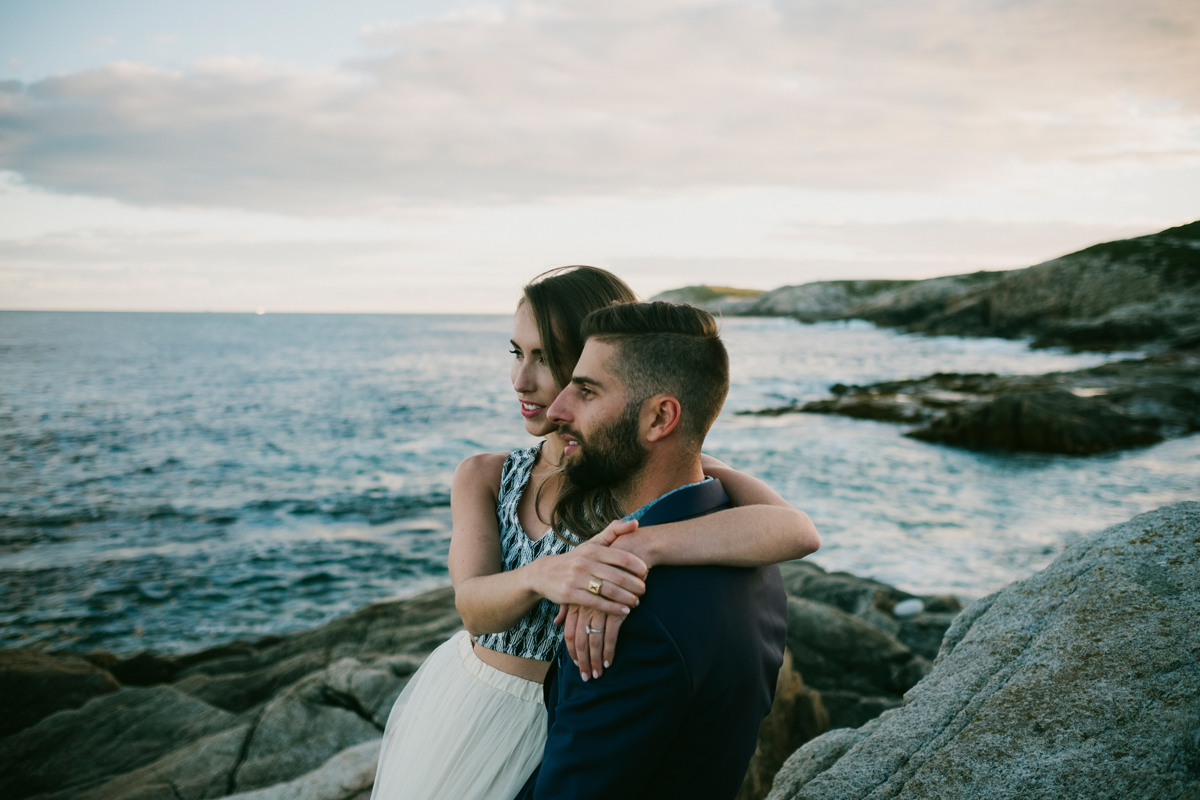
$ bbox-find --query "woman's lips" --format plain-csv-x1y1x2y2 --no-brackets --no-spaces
520,401,546,419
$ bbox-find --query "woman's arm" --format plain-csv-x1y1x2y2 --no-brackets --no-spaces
448,454,650,637
610,455,819,569
564,458,819,681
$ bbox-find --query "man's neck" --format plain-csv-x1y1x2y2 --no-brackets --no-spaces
615,449,706,516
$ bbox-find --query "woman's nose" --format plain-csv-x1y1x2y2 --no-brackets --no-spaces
513,363,536,392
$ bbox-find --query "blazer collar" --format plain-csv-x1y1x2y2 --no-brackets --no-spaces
623,477,729,527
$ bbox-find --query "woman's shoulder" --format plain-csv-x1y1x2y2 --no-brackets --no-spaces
455,443,542,491
454,451,509,489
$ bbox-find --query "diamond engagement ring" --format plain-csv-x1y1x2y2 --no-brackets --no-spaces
585,626,603,635
587,578,603,595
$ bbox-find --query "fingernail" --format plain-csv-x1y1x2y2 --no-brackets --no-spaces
604,661,610,668
621,606,630,614
581,672,588,682
592,669,599,679
572,659,578,666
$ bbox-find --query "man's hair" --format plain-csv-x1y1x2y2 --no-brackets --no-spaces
580,301,729,449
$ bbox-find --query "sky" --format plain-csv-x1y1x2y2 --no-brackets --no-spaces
1,0,1199,312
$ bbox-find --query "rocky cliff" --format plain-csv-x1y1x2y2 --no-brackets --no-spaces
653,220,1200,354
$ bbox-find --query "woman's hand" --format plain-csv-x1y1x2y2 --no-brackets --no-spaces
550,518,644,681
533,519,647,617
559,604,625,682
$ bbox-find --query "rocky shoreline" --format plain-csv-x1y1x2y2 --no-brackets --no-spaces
2,560,960,800
2,502,1197,799
660,221,1200,456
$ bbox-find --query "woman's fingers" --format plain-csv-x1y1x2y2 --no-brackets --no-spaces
588,545,649,580
561,605,579,664
583,560,646,599
574,609,593,679
602,613,623,670
587,518,639,548
585,564,644,606
587,610,605,679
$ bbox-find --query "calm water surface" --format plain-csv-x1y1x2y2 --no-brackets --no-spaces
2,312,1197,654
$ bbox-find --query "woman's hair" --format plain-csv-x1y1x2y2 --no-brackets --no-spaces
521,266,638,390
521,266,636,541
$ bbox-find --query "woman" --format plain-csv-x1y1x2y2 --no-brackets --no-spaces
372,266,818,800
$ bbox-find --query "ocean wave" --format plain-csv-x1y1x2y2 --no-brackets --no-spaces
0,490,452,534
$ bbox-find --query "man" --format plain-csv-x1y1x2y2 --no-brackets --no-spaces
516,301,788,800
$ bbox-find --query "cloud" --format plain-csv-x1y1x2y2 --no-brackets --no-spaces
0,0,1196,215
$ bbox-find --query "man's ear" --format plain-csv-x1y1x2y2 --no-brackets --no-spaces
642,395,682,443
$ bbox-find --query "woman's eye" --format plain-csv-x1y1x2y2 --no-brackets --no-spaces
509,349,522,358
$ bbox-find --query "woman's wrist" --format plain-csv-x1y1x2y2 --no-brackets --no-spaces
613,531,659,570
520,554,550,599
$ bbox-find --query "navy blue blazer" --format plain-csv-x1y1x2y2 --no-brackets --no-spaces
517,478,788,800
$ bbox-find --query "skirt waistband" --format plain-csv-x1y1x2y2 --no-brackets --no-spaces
455,631,545,706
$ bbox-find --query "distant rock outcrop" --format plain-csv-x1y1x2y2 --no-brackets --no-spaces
650,285,764,314
745,346,1200,455
742,281,914,322
768,501,1200,800
660,221,1200,354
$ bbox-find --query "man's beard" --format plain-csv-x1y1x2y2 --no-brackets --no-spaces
561,401,647,492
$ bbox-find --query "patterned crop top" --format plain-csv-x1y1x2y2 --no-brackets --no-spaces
474,444,574,662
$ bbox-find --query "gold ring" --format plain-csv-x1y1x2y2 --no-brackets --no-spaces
587,578,603,596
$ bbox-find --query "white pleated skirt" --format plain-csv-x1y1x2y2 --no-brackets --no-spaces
371,630,548,800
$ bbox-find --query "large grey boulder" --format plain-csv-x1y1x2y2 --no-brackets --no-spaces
0,686,238,800
0,649,121,737
65,724,251,800
225,739,381,800
786,597,931,700
232,658,408,792
778,560,961,658
768,502,1200,800
174,587,458,687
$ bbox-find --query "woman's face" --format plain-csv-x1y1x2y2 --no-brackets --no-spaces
511,302,562,438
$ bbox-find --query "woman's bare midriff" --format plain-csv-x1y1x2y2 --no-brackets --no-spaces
473,640,552,684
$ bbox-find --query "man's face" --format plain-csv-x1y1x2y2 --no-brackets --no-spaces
547,340,647,490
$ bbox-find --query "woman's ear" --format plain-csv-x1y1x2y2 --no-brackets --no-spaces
643,395,682,443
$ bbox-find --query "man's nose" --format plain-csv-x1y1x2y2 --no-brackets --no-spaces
547,389,572,425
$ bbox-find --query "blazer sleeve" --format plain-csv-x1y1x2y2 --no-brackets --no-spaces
527,609,692,800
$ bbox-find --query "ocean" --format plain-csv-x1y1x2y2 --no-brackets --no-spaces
2,311,1197,656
